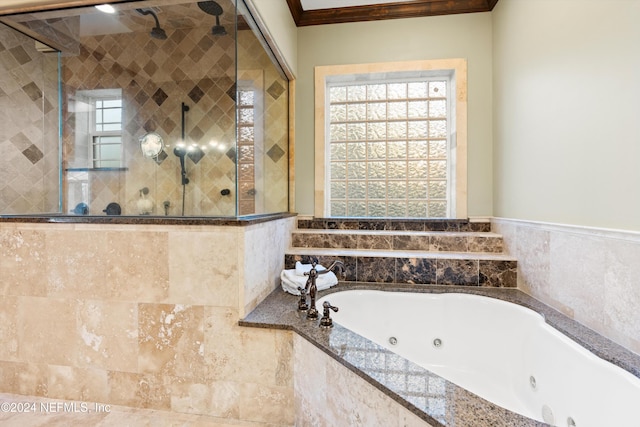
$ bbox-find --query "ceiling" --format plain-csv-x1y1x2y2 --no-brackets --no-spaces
286,0,500,26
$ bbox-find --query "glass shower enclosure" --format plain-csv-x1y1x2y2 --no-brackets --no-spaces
0,0,289,217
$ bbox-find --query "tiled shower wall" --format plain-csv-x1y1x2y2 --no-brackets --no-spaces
493,218,640,356
1,3,289,217
63,22,236,215
0,24,60,214
237,31,289,215
61,10,288,216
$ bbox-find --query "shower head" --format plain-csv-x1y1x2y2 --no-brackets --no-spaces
150,26,167,40
197,1,223,15
197,1,227,36
136,8,167,40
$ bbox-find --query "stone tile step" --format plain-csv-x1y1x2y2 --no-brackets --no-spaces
291,229,504,253
297,217,491,232
284,249,517,288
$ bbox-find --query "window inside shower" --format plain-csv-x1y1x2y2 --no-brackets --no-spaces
73,89,124,169
0,0,289,217
92,95,124,169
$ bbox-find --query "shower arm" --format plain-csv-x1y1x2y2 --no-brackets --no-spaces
137,8,162,29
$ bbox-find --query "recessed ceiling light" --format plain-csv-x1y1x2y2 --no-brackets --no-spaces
95,4,116,14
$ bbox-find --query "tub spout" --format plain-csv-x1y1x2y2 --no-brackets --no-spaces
303,260,345,320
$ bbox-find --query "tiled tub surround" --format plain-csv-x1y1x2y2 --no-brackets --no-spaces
0,216,296,425
285,252,516,288
492,217,640,357
288,217,517,287
291,230,504,253
297,218,491,232
241,283,640,427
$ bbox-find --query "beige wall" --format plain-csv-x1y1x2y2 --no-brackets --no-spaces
493,0,640,231
295,13,494,217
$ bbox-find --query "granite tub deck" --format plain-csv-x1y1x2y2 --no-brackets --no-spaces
240,283,640,427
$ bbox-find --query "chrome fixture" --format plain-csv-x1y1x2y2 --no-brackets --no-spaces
319,301,338,328
136,8,167,40
298,260,345,320
388,336,398,346
432,338,443,348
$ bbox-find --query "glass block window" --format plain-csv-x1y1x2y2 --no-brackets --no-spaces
237,88,257,215
327,79,450,218
92,97,123,168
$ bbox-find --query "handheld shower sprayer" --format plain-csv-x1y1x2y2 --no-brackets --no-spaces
176,101,190,186
174,146,189,186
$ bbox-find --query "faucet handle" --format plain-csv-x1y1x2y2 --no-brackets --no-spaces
320,301,339,328
297,286,308,311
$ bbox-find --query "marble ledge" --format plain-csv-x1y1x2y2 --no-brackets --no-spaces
0,212,295,227
240,283,640,427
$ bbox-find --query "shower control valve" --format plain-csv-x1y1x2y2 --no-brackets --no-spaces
320,301,339,328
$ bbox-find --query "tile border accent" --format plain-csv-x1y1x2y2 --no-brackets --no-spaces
297,218,490,232
285,253,517,287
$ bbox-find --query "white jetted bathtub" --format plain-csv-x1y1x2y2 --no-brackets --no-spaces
317,290,640,426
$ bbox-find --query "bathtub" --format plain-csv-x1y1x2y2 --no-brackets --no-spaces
317,289,640,426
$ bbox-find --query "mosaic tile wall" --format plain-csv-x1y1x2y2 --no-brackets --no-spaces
0,24,60,214
59,1,288,216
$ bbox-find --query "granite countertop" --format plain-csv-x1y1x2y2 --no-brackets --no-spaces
0,212,295,226
240,283,640,427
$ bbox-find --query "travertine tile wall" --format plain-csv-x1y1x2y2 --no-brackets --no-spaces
493,218,640,356
58,2,288,216
1,2,289,216
62,4,239,216
0,24,59,214
0,217,296,424
293,335,432,427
